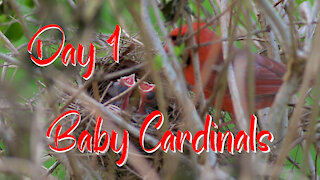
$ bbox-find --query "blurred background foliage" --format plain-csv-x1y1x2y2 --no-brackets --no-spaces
0,0,319,179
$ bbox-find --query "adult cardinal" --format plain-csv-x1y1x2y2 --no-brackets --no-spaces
167,23,287,114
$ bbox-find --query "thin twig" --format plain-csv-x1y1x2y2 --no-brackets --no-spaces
272,18,320,180
185,15,206,110
140,0,204,133
8,0,31,39
219,0,248,130
254,0,293,58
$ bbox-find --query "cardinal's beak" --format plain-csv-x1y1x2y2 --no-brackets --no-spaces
138,81,156,114
118,74,136,110
164,44,168,53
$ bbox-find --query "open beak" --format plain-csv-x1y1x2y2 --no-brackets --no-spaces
138,81,156,114
118,74,136,110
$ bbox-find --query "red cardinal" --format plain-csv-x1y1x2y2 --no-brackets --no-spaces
167,23,287,113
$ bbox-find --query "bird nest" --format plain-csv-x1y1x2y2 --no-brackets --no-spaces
44,31,242,179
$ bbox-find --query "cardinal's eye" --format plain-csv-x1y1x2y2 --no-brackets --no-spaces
186,56,191,66
171,35,184,45
171,36,177,41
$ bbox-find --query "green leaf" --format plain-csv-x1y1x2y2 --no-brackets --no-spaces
0,14,9,32
0,14,8,24
174,44,185,57
154,54,163,70
25,0,35,8
4,22,24,42
0,140,6,155
43,157,67,179
296,0,307,5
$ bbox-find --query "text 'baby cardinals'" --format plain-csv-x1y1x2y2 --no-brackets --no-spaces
47,110,274,167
